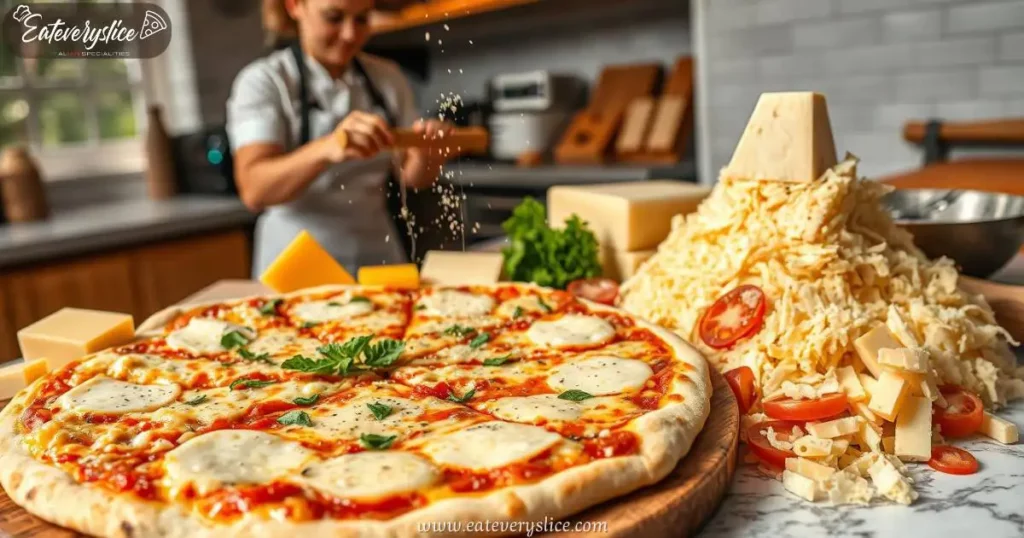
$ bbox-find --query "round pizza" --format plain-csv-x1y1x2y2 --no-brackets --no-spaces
0,284,710,537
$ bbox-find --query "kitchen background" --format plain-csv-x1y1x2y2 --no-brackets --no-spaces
0,0,1022,361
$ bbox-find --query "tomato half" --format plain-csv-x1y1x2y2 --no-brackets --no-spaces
725,366,757,415
928,445,979,475
567,278,619,306
699,285,767,349
747,420,803,469
934,386,984,438
763,393,849,422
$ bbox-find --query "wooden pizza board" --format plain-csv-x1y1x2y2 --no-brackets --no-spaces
0,280,740,538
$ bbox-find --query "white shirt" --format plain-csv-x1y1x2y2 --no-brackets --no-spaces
226,48,418,277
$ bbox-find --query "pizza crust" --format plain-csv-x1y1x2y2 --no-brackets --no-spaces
1,285,711,538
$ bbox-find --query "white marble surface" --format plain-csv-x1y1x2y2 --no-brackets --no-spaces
701,257,1024,537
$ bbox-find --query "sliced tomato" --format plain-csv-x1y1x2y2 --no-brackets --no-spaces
934,386,984,438
763,393,849,422
928,445,979,475
724,366,757,415
567,278,619,306
699,285,767,349
747,420,803,469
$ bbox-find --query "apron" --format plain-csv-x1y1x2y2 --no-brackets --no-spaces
251,44,406,278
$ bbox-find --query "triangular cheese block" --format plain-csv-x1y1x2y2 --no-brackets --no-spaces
722,92,837,183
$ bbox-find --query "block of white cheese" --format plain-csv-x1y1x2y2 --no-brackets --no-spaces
602,248,655,282
837,366,867,402
18,308,134,368
786,457,835,481
868,370,910,422
782,470,818,501
894,396,931,462
879,348,928,374
546,181,711,252
853,325,901,378
420,251,504,286
806,417,860,439
979,412,1019,444
722,92,837,183
0,361,27,399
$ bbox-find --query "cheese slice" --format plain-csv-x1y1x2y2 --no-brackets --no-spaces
868,370,911,422
309,396,424,440
357,264,419,290
853,325,901,378
852,401,883,426
420,421,562,470
292,300,374,323
259,230,355,292
806,417,860,439
0,362,28,399
886,306,919,347
58,376,180,414
837,366,867,402
166,318,255,354
165,430,313,495
527,315,615,348
418,290,495,318
894,396,931,461
979,412,1019,444
484,394,583,423
785,457,835,481
793,436,833,458
300,452,439,500
857,420,883,453
782,470,818,501
420,251,504,286
547,356,652,396
879,348,928,374
858,373,878,398
546,181,710,251
17,308,134,368
722,92,837,183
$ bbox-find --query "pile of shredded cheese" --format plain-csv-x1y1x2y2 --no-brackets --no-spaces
619,157,1024,504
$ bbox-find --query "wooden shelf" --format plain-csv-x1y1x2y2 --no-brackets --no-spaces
371,0,542,35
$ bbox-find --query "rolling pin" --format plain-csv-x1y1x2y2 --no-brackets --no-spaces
960,276,1024,343
393,126,489,153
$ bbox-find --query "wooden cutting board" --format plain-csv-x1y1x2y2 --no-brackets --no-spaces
0,281,740,538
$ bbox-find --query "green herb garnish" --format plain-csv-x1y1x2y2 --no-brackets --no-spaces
277,410,312,426
360,433,396,450
367,402,393,420
350,296,371,303
327,301,342,307
483,355,511,367
293,394,320,406
301,321,319,329
363,339,405,367
500,197,601,289
221,330,250,349
512,306,524,319
259,299,282,316
238,348,272,363
415,304,427,311
184,395,207,406
537,298,552,313
558,389,594,401
443,324,476,338
469,332,490,349
229,378,276,391
447,388,476,403
280,336,400,375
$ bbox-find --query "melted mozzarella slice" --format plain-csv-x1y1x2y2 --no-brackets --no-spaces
419,290,494,317
164,430,313,495
421,421,562,470
547,356,653,395
495,295,553,318
247,331,323,359
59,376,180,414
301,452,439,500
483,394,583,423
292,300,374,323
166,317,255,354
527,315,615,347
310,396,423,439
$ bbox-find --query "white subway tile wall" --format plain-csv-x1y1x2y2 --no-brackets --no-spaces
695,0,1024,183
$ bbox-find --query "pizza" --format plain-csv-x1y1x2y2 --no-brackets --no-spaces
0,284,710,537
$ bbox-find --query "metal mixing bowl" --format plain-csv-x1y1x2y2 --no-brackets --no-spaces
884,189,1024,278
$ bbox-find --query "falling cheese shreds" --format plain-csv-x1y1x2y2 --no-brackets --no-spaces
619,156,1023,409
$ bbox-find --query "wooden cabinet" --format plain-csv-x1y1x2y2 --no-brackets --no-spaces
132,230,251,320
0,277,17,361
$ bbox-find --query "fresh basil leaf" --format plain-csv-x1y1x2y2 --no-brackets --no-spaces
483,355,511,367
363,339,405,368
350,296,371,303
359,433,396,450
512,306,523,319
237,348,272,363
324,336,373,360
259,299,282,316
184,394,207,406
558,389,593,401
415,304,427,311
447,388,476,403
537,298,553,313
277,410,312,427
229,378,276,391
327,301,342,307
367,402,393,420
469,333,490,349
281,354,336,375
443,324,475,337
220,330,249,349
293,394,320,406
301,321,319,329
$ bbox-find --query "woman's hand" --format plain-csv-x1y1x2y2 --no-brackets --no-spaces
400,119,454,188
320,110,394,163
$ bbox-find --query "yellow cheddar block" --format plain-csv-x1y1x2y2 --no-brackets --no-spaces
853,325,901,378
601,248,655,282
0,362,27,400
868,370,911,422
895,396,932,462
806,417,861,439
858,373,878,398
18,308,134,368
22,360,48,385
358,264,420,290
259,230,355,293
853,401,883,426
879,348,928,374
837,366,867,402
420,251,503,286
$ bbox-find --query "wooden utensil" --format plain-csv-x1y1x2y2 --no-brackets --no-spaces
960,276,1024,343
392,126,489,154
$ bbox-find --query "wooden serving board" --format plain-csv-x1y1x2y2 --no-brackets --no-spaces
0,280,739,538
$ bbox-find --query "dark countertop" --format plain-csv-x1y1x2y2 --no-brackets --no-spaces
439,161,697,189
0,195,254,269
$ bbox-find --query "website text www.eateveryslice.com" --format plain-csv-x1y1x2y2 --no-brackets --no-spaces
416,518,608,536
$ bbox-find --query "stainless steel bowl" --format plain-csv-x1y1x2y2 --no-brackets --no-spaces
884,189,1024,278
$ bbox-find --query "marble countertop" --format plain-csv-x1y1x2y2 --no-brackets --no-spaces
0,195,254,269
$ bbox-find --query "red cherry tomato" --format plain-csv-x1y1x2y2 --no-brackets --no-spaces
763,393,849,422
567,278,619,306
928,445,979,475
698,285,767,349
747,420,804,469
934,386,984,438
724,366,757,415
